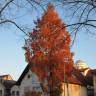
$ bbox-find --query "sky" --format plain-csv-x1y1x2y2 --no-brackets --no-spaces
0,4,96,80
0,28,27,80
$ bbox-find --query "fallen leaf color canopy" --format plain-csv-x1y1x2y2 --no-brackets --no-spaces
24,4,74,83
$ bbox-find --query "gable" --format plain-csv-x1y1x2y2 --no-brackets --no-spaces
16,65,30,85
16,64,40,86
16,64,87,86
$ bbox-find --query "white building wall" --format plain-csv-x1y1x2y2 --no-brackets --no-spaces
93,75,96,96
11,85,20,96
19,70,42,96
0,83,5,96
11,70,87,96
62,83,87,96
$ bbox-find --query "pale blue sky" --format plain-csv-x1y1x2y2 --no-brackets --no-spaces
0,5,96,80
0,28,27,80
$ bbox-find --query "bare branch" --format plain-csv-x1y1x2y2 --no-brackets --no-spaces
86,7,95,20
27,0,46,11
0,20,29,36
62,0,96,8
0,0,14,14
66,20,96,28
78,4,89,22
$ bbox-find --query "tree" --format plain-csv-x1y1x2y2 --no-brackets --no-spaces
0,0,96,41
0,0,45,35
24,4,74,96
59,0,96,45
24,90,42,96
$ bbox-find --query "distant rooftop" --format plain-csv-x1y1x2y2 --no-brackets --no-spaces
0,74,13,80
3,80,16,88
0,74,16,89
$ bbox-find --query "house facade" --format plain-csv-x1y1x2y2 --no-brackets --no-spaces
61,83,87,96
0,83,5,96
0,74,16,96
11,63,89,96
1,60,96,96
11,65,42,96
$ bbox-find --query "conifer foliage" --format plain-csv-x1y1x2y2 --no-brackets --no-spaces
24,3,74,95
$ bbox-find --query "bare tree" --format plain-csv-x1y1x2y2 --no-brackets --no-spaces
57,0,96,45
0,0,96,43
0,0,46,35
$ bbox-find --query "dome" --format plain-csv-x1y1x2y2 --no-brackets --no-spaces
75,60,88,70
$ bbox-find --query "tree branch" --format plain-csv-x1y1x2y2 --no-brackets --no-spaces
0,20,29,36
66,20,96,28
0,0,14,14
62,0,96,8
27,0,45,11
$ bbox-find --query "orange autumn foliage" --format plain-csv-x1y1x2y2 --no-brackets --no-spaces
24,4,74,84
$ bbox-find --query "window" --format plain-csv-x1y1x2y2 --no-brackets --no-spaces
0,79,2,83
5,89,10,96
11,91,15,96
33,86,41,91
16,91,19,96
27,74,30,79
0,90,2,96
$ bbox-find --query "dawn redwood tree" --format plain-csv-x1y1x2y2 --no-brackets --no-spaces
24,3,74,96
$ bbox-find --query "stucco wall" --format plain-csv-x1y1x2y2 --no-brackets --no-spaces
11,85,20,94
0,83,5,96
11,69,87,96
62,83,87,96
19,70,42,96
93,75,96,96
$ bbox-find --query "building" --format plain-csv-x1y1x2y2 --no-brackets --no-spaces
0,74,16,96
0,60,93,96
11,62,90,96
11,65,42,96
61,67,88,96
75,60,96,96
0,60,95,96
0,75,13,81
0,61,95,96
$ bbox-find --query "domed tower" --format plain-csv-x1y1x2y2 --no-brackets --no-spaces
75,60,90,76
75,60,88,70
